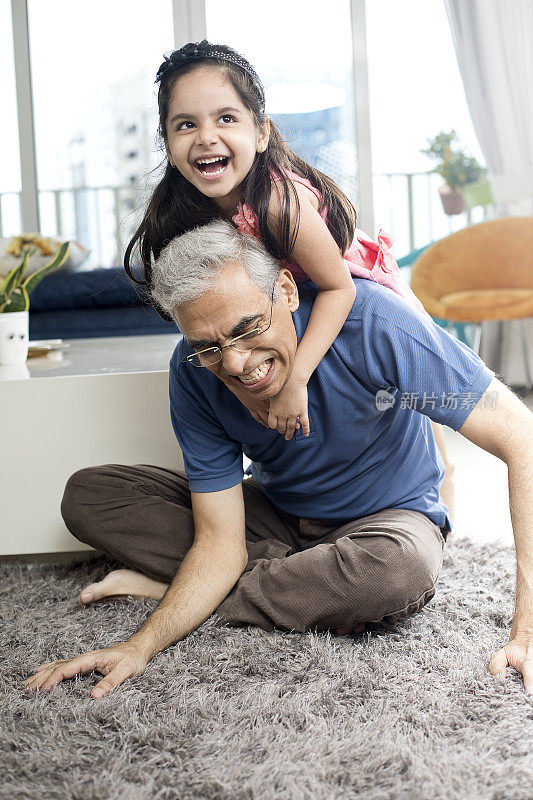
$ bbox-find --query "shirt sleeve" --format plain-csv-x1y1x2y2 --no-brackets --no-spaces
169,348,244,492
359,287,495,430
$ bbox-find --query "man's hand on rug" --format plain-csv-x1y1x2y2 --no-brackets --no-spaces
22,640,149,699
488,628,533,695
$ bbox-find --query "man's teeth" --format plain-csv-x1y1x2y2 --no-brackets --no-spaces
238,360,271,385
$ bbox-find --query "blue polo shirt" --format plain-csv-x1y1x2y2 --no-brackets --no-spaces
168,279,494,531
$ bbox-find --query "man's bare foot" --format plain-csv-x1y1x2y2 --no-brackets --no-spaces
78,569,169,607
336,622,366,636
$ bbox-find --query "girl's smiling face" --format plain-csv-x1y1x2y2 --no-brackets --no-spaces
165,66,269,215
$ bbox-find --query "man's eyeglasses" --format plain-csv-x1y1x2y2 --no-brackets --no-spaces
182,286,275,368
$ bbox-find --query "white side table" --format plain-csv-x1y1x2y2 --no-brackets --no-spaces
1,335,184,555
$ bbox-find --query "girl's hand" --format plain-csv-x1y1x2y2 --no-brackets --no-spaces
250,406,302,436
268,379,310,440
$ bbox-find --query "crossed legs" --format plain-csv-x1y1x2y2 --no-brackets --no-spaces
61,465,445,634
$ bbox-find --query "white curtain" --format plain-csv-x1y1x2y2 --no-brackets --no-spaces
443,0,533,216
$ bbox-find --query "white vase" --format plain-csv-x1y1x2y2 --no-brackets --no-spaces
0,310,29,365
0,363,30,380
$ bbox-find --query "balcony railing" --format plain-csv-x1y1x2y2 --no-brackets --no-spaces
373,170,495,255
0,171,496,269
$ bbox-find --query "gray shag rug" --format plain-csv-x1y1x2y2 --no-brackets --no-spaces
2,536,533,800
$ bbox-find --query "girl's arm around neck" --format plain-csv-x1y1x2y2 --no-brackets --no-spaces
267,180,357,385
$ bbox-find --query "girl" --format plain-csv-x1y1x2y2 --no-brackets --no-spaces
124,39,454,520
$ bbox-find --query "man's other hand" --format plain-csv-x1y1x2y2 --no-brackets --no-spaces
488,628,533,695
22,641,149,699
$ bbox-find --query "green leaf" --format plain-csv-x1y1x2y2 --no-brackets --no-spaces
22,241,70,296
1,250,30,298
3,285,29,312
18,248,30,284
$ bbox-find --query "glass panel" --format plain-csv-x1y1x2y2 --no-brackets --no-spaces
366,0,488,256
205,0,358,206
0,0,22,236
27,0,174,267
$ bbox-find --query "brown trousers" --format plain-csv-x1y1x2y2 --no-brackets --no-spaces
61,464,446,633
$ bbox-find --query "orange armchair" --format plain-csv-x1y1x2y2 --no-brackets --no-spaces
410,217,533,386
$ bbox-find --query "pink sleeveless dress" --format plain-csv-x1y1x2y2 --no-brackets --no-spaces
232,169,428,317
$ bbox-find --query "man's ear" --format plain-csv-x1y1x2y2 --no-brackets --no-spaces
277,268,299,312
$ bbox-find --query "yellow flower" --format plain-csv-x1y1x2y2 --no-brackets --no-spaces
7,234,55,258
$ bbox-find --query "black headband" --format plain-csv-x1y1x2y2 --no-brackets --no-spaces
155,40,265,113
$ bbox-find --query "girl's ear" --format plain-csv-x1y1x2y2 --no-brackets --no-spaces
257,117,270,153
165,144,174,167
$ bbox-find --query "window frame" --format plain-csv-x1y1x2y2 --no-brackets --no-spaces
9,0,374,237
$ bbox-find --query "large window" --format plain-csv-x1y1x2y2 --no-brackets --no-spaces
27,0,173,267
206,0,359,207
366,0,486,254
0,0,22,237
7,0,491,267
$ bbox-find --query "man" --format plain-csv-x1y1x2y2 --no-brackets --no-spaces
23,220,533,700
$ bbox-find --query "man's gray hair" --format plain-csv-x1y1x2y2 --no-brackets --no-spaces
150,219,280,318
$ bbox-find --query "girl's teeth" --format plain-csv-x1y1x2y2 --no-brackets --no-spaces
197,165,226,177
196,157,229,176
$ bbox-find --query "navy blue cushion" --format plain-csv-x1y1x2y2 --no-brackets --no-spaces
29,305,176,340
27,265,177,339
29,267,149,312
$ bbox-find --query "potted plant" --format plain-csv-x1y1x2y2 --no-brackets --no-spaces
420,130,489,215
0,240,69,365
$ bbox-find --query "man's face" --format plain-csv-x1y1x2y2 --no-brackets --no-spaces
175,263,299,406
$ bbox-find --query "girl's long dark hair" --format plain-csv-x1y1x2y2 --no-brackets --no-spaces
124,44,357,321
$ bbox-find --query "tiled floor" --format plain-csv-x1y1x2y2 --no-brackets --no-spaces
443,389,533,546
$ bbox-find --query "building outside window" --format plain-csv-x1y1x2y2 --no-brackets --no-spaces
205,0,359,208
